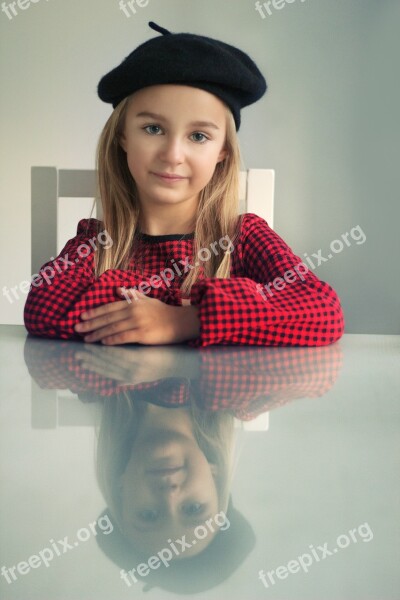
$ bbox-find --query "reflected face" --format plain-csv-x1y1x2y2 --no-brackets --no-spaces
120,84,228,210
119,427,220,557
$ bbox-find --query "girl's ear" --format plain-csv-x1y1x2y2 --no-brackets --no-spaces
217,147,228,163
209,463,219,478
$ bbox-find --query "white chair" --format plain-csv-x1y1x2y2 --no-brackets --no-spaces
30,166,274,431
30,167,274,276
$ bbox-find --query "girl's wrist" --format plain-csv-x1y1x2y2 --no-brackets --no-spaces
176,305,200,342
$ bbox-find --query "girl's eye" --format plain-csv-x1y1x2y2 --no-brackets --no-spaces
144,125,163,135
190,132,208,144
182,502,205,516
138,509,159,522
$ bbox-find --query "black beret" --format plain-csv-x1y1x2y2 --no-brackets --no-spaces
97,21,267,130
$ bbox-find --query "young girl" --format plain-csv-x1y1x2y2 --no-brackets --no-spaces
24,21,345,348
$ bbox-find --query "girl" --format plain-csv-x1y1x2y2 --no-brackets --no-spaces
24,21,345,348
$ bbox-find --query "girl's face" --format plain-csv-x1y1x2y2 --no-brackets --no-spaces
120,84,228,211
118,409,220,557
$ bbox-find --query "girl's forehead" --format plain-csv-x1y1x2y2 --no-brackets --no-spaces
126,84,229,117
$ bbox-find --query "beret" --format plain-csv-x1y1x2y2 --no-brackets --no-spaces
97,21,267,130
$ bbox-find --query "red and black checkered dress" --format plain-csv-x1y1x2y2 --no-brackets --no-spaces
23,213,345,347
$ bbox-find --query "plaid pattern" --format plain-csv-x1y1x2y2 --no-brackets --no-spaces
24,213,345,347
24,338,342,419
195,344,343,418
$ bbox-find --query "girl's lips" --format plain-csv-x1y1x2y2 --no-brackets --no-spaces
152,172,187,181
146,466,184,475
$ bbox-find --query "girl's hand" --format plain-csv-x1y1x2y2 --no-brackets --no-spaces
75,345,183,384
74,287,200,346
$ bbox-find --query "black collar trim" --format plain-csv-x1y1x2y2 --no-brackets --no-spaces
137,232,195,242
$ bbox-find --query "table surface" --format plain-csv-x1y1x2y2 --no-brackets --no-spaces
0,326,399,600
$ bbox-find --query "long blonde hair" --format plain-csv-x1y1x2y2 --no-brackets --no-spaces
89,91,244,297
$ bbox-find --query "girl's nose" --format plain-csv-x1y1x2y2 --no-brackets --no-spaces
158,137,184,164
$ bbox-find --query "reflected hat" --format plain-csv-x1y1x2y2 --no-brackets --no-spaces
97,21,267,130
95,496,256,594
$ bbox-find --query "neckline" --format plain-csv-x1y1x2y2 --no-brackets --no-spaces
137,231,195,242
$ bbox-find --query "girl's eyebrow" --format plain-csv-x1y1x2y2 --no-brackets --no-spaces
135,111,220,130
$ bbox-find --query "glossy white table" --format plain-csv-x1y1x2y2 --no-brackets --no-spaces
0,326,399,599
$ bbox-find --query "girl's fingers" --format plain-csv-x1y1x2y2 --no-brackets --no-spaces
76,344,160,379
75,348,136,379
82,361,127,378
76,344,130,359
83,318,139,343
75,305,130,334
79,300,128,322
78,353,113,372
100,331,140,346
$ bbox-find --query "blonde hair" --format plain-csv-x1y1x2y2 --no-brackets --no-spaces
89,91,244,297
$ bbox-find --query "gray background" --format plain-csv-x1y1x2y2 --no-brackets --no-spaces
1,0,399,333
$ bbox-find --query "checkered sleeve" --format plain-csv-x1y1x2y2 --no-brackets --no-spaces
195,344,343,414
23,219,177,341
187,213,345,348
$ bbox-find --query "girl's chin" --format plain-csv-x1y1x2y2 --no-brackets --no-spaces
141,193,190,205
146,442,185,469
139,428,189,447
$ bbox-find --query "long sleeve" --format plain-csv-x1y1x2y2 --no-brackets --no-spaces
195,345,343,418
186,213,345,348
24,219,178,340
